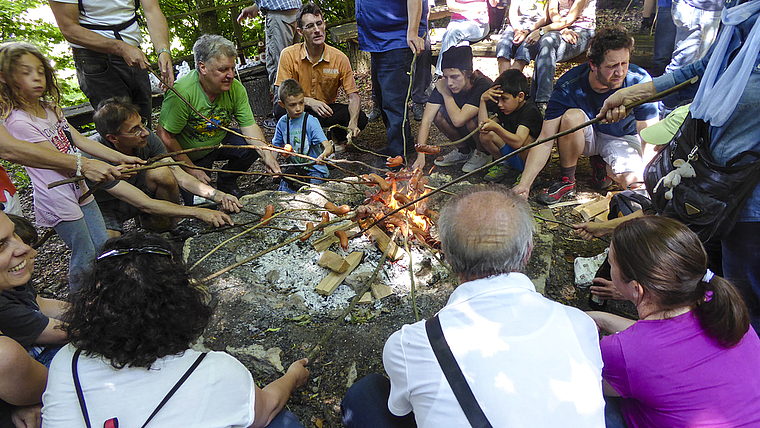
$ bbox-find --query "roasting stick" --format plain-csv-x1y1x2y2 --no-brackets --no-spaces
358,77,700,236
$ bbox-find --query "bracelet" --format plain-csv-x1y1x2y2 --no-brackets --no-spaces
75,152,83,177
156,48,171,57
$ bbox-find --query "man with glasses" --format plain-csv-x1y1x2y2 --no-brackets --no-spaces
273,2,368,144
89,97,242,237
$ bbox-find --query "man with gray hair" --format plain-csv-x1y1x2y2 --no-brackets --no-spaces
157,34,280,200
342,185,605,427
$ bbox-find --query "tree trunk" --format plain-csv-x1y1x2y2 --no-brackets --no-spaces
197,0,219,35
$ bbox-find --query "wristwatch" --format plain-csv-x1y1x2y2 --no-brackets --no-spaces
539,27,546,36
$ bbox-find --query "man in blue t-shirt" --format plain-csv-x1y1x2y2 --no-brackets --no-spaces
513,27,659,204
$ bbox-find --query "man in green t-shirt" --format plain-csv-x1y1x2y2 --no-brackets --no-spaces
157,34,280,199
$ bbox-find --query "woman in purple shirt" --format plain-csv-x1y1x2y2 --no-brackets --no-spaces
589,216,760,428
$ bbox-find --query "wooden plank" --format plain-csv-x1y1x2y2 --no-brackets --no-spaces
370,281,393,300
364,225,402,261
312,223,359,253
358,292,372,304
318,250,350,273
315,251,363,296
572,194,612,221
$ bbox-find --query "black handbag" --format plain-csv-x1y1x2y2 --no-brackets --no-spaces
644,113,760,242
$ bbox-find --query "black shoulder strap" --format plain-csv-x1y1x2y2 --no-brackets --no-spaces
140,352,207,427
73,349,207,428
286,112,311,159
73,348,93,428
425,316,493,428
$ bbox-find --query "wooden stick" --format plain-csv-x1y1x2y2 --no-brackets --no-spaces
47,161,186,188
358,77,699,236
402,232,420,322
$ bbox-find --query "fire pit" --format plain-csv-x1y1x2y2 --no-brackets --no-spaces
183,174,455,317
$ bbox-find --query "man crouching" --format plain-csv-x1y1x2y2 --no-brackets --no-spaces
341,185,605,427
89,97,241,237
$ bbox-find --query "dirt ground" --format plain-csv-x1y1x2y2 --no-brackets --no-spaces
20,3,648,425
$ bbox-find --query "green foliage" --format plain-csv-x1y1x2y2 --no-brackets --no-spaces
0,160,31,191
157,0,355,59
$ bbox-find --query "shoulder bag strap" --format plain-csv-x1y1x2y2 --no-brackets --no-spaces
72,348,93,428
140,352,207,428
425,316,493,428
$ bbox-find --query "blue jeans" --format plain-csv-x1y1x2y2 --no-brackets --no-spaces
53,200,110,291
412,36,432,105
652,6,677,77
372,49,414,157
434,19,490,75
604,396,629,428
722,222,760,335
496,26,533,63
531,28,595,103
73,48,153,127
665,0,721,74
267,410,305,428
341,374,417,428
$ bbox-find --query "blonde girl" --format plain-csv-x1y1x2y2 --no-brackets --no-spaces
0,41,141,290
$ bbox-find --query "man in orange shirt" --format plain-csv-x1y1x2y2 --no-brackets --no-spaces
273,2,368,144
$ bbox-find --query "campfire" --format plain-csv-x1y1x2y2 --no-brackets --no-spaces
353,167,440,248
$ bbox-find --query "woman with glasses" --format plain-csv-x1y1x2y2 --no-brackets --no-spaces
41,233,310,428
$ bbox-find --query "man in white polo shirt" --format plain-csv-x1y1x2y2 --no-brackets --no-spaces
342,185,605,428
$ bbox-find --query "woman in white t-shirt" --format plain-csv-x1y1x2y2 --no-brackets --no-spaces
41,232,310,428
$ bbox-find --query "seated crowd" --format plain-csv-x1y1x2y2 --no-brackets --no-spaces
2,0,760,426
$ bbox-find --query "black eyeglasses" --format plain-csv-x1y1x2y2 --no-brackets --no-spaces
301,20,324,31
97,246,173,261
118,120,148,137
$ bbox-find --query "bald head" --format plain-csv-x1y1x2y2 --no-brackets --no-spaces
439,185,534,281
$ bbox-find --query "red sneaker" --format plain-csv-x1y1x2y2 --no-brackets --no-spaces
537,177,576,205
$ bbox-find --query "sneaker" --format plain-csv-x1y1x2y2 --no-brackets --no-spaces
484,164,519,182
462,150,492,173
412,102,425,121
590,155,613,191
262,117,277,130
434,148,472,167
368,105,382,122
537,177,576,205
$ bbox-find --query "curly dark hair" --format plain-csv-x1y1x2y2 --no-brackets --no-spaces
63,232,213,369
586,26,634,67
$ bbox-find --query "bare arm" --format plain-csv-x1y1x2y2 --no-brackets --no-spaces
250,359,309,428
413,103,442,171
406,0,425,53
156,124,211,183
347,92,362,138
0,124,122,182
106,181,234,227
573,210,645,240
141,0,174,87
598,82,657,123
165,161,242,213
586,311,637,334
0,337,46,406
36,297,67,320
436,81,479,127
316,140,334,163
241,124,281,174
34,318,68,346
512,117,560,197
546,0,589,29
48,1,149,68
